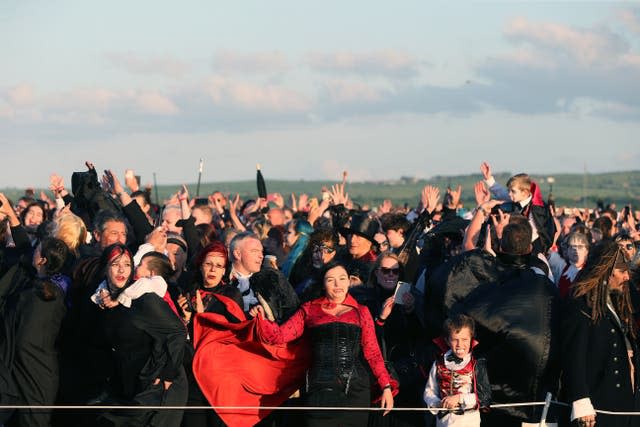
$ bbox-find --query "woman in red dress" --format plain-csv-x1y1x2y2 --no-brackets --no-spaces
252,260,395,426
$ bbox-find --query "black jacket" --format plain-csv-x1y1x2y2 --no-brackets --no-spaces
0,262,67,426
98,293,186,400
561,297,640,427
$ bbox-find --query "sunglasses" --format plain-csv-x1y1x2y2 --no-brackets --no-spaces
621,243,635,251
313,244,335,254
379,267,400,275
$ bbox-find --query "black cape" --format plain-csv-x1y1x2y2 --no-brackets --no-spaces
424,249,560,425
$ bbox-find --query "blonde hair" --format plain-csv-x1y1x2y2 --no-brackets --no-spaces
52,213,87,255
506,173,531,193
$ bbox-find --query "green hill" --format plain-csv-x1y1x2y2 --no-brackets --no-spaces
3,171,640,209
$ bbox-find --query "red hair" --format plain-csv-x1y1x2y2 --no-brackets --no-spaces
195,241,228,269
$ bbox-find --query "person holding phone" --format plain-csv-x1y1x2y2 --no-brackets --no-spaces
368,252,427,427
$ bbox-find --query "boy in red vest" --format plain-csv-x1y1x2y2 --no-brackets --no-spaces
424,314,490,426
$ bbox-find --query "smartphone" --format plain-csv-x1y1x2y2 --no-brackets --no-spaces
393,281,412,305
104,170,115,188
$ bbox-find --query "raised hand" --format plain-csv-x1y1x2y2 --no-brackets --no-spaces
308,197,330,226
0,193,19,225
124,169,139,192
378,199,392,214
178,184,189,202
145,227,167,253
421,185,440,214
474,181,490,206
446,185,462,210
298,193,309,211
329,183,349,206
490,208,510,240
49,173,66,197
480,161,493,181
272,193,285,209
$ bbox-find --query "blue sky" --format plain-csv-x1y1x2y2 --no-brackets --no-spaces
2,1,639,188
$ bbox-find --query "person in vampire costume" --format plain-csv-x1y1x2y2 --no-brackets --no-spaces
423,221,560,426
252,260,396,427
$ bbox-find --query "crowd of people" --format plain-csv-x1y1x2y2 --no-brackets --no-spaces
1,159,639,427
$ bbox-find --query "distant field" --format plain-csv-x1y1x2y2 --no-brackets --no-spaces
3,171,640,209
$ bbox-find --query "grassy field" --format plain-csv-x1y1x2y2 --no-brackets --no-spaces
3,170,640,209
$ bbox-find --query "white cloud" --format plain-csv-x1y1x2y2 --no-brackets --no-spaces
0,101,14,119
45,88,118,111
505,16,628,67
106,52,190,78
307,50,420,77
618,9,640,34
212,50,289,74
134,91,180,115
568,97,640,118
6,83,36,106
203,76,310,111
322,80,384,104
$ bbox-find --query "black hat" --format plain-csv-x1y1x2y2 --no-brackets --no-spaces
339,213,379,244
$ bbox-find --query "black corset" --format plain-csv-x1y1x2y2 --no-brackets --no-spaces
307,322,362,395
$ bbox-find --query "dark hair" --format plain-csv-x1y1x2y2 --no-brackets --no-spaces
573,240,634,338
592,216,614,240
100,243,134,294
443,314,475,338
320,260,349,282
20,201,46,227
131,190,150,206
196,223,218,248
39,237,70,276
310,227,339,249
140,251,175,281
380,213,410,233
500,222,533,255
36,237,70,301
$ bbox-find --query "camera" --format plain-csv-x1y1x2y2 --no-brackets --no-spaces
491,202,515,215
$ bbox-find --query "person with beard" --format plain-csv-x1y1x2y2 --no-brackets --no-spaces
562,240,640,427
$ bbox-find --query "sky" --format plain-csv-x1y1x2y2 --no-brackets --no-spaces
1,1,640,188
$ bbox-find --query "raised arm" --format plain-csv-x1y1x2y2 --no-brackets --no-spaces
252,304,306,344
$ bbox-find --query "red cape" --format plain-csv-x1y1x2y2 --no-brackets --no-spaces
192,295,310,427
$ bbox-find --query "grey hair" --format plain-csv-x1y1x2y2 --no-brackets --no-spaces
228,231,260,264
93,209,127,234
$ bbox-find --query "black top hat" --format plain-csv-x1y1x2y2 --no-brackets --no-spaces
339,213,379,244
